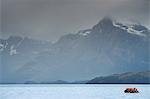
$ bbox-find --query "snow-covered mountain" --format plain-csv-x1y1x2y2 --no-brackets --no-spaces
0,36,51,55
1,17,149,83
0,36,51,83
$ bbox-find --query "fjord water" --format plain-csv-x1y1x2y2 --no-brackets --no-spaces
0,84,149,99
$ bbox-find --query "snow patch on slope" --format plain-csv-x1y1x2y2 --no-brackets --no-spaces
79,31,91,36
127,27,146,37
0,43,4,52
78,29,92,37
0,42,8,52
113,22,146,37
10,45,17,55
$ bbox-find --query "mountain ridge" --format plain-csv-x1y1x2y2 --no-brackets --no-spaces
0,17,149,83
87,71,150,84
3,71,149,84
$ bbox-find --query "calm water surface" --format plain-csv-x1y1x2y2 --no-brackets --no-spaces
0,84,149,99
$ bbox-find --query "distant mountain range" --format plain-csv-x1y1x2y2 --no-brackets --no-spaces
87,71,150,84
0,17,149,83
23,71,150,84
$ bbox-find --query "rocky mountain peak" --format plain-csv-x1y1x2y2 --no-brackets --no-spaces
92,17,113,32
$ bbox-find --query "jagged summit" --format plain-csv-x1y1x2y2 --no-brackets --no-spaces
77,17,149,37
92,17,113,32
77,17,114,36
98,17,113,26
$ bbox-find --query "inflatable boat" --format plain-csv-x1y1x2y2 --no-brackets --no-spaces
124,88,139,93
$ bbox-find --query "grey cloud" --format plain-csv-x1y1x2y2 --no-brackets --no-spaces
1,0,149,41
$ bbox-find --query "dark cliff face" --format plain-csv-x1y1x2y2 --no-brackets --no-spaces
87,71,150,84
92,17,114,33
1,17,149,83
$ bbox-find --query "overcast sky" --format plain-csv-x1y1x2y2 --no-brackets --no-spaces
0,0,149,41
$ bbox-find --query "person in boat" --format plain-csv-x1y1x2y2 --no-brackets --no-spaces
124,88,139,93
